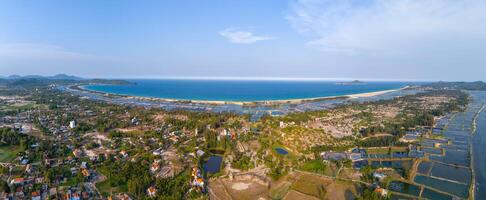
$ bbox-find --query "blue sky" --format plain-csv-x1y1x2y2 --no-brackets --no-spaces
1,0,486,81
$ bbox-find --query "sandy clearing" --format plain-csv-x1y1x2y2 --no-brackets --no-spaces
232,182,251,190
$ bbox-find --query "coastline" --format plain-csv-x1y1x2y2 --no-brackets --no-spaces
75,84,409,106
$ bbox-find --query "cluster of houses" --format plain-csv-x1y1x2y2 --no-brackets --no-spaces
0,110,34,134
321,145,425,169
320,148,365,162
217,129,236,141
0,157,99,200
190,166,205,192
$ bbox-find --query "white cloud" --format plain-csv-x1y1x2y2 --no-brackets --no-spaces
219,28,273,44
287,0,486,54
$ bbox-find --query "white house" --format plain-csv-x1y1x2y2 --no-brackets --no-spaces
69,120,76,129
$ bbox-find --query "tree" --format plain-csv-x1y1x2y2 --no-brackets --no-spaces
0,180,10,193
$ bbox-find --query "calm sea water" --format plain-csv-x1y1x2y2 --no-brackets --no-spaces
85,79,411,101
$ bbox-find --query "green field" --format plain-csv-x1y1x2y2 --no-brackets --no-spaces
0,101,41,112
0,145,22,162
96,179,126,197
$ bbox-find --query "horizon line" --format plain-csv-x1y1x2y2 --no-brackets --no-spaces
0,74,466,82
96,76,431,82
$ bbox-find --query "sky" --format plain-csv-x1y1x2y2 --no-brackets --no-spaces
1,0,486,81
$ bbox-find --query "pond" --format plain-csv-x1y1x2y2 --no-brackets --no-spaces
414,175,469,199
429,149,469,166
275,147,289,155
421,188,453,200
388,181,421,197
203,155,223,174
430,162,471,183
417,161,432,175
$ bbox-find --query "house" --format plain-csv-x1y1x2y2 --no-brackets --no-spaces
81,168,90,177
81,162,88,169
25,164,32,173
72,149,83,158
120,150,128,158
15,187,24,199
400,134,418,143
49,188,57,197
147,186,157,197
31,191,41,200
157,166,176,179
20,158,29,165
71,167,79,175
10,178,25,185
321,152,347,161
347,152,363,161
150,162,160,173
374,187,388,197
220,129,228,137
131,117,140,125
196,150,205,157
152,148,163,156
69,120,76,129
71,193,81,200
373,172,386,180
34,177,44,184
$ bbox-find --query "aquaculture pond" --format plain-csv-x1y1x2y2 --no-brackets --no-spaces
420,147,442,155
472,91,486,199
370,160,412,168
388,181,421,197
414,175,469,198
421,188,453,200
203,155,223,174
429,149,469,166
390,194,416,200
274,147,289,155
429,162,471,183
417,161,432,175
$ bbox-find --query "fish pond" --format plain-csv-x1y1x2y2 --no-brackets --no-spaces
203,155,223,174
274,147,289,155
387,181,421,197
414,175,469,199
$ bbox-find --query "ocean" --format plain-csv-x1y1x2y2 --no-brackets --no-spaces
84,79,413,102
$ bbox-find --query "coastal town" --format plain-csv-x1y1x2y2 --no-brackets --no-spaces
0,77,485,200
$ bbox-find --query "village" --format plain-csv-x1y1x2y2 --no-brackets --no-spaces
0,79,476,200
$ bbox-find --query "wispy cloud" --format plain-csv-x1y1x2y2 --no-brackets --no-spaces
287,0,486,54
0,43,126,76
219,28,273,44
0,43,101,61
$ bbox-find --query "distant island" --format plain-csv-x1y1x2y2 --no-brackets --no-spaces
335,80,366,85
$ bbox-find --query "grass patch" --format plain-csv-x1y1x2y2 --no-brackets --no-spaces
0,102,40,112
0,145,23,162
269,182,291,199
366,147,389,154
300,159,327,175
291,175,328,198
96,179,126,197
366,146,408,154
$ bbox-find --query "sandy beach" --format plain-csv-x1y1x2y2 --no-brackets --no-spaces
346,88,405,99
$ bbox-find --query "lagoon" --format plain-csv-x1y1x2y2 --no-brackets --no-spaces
84,79,411,102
